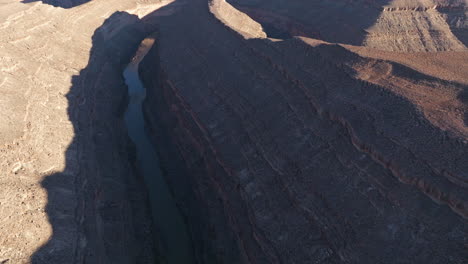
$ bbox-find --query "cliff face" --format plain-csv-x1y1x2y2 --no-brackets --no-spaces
227,0,468,51
140,0,468,263
364,4,467,51
1,0,467,263
439,3,468,45
39,12,156,263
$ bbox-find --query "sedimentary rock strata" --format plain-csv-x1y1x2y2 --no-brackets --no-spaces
0,0,467,263
228,0,468,51
138,0,467,263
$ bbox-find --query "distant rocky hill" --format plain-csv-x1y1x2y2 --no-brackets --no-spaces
228,0,468,51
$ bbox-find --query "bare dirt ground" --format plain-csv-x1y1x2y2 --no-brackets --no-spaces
0,1,171,263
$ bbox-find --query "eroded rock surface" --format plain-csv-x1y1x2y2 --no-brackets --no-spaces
0,0,467,263
140,0,468,263
228,0,468,51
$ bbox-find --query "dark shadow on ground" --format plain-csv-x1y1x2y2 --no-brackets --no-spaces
21,0,92,8
29,11,160,263
438,3,468,47
458,88,468,126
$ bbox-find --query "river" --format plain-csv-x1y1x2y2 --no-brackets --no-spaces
123,36,194,264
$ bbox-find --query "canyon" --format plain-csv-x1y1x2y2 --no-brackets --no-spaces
0,0,467,263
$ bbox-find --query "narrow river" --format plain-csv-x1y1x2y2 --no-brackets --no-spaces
123,37,194,264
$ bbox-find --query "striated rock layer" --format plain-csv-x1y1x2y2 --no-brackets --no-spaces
227,0,468,52
0,0,466,263
364,5,466,51
140,0,468,263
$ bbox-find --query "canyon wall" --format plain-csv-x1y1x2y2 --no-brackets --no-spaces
0,1,171,263
1,0,466,263
39,12,156,263
139,0,468,263
439,3,468,45
30,12,160,263
364,3,467,51
228,0,468,51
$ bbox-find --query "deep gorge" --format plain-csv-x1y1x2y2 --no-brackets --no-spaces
0,1,466,263
123,35,194,264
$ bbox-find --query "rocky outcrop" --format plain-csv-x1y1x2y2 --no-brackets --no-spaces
139,0,468,263
364,5,466,52
228,0,468,51
228,0,387,45
209,0,266,39
438,3,468,46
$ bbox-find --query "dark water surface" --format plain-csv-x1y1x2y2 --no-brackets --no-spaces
123,40,194,264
